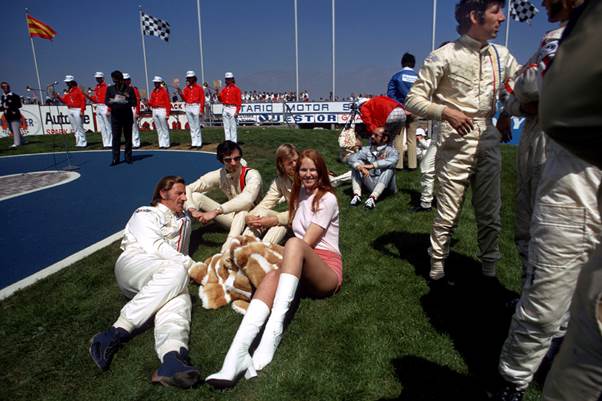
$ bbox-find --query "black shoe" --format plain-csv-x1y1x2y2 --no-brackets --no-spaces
110,160,119,166
491,382,525,401
151,347,200,388
126,159,133,164
89,327,130,370
410,205,432,213
427,276,454,291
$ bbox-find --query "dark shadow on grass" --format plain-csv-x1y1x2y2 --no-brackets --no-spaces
398,188,422,207
379,355,486,401
189,224,228,255
373,230,519,392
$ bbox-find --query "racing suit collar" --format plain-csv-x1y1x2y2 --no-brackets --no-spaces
459,34,490,51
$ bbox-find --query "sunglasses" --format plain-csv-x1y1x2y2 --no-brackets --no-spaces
223,156,242,163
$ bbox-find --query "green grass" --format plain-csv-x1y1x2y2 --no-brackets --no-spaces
0,128,542,401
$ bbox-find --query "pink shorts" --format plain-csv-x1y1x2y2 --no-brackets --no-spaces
313,248,343,290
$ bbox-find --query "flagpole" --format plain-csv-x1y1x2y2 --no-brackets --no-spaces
331,0,335,101
294,0,299,101
431,0,437,51
196,0,205,83
504,4,511,48
139,6,150,98
25,10,44,103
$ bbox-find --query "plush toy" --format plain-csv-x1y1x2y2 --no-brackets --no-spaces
188,234,284,314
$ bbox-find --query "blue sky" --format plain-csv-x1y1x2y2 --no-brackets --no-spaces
3,0,554,100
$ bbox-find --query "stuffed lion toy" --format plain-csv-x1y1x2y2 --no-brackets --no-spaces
188,234,284,314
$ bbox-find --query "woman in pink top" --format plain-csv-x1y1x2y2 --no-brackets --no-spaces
206,149,342,389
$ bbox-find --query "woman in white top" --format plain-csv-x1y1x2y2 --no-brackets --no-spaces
206,148,342,388
244,143,298,244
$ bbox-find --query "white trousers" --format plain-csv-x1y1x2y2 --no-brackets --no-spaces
223,105,238,143
542,245,602,401
189,192,248,248
430,121,501,277
96,104,112,147
499,142,602,390
419,141,438,208
114,250,192,360
67,108,87,147
131,107,140,148
515,122,548,281
243,207,289,245
152,108,170,148
185,104,203,147
8,120,23,146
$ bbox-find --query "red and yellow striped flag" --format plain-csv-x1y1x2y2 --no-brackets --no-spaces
27,15,56,40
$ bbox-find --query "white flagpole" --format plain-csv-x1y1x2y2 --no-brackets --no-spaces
294,0,299,101
504,3,511,48
139,6,150,98
431,0,437,51
196,0,205,83
25,10,44,103
331,0,335,101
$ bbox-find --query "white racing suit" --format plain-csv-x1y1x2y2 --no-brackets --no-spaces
114,203,194,360
405,34,519,279
499,141,601,390
185,165,262,249
418,121,440,209
501,2,602,395
505,26,564,281
539,1,602,399
243,175,292,244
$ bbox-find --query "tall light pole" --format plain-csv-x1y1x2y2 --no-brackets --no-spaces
331,0,335,101
294,0,299,100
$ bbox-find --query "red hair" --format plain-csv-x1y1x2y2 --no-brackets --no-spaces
288,149,334,222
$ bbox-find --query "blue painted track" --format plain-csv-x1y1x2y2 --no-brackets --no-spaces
0,150,221,290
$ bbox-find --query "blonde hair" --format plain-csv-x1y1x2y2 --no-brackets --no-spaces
275,143,299,178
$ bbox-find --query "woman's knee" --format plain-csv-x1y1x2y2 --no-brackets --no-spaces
284,237,305,251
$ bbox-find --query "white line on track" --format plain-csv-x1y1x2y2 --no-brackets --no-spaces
0,230,124,301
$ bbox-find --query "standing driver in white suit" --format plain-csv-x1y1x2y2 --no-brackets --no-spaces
89,176,201,389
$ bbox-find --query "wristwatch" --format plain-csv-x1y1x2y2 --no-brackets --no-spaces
215,206,224,215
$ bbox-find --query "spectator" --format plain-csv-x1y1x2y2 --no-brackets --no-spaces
1,81,24,148
347,96,403,209
388,52,419,170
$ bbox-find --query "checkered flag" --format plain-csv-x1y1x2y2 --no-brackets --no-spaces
141,12,170,41
510,0,539,23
